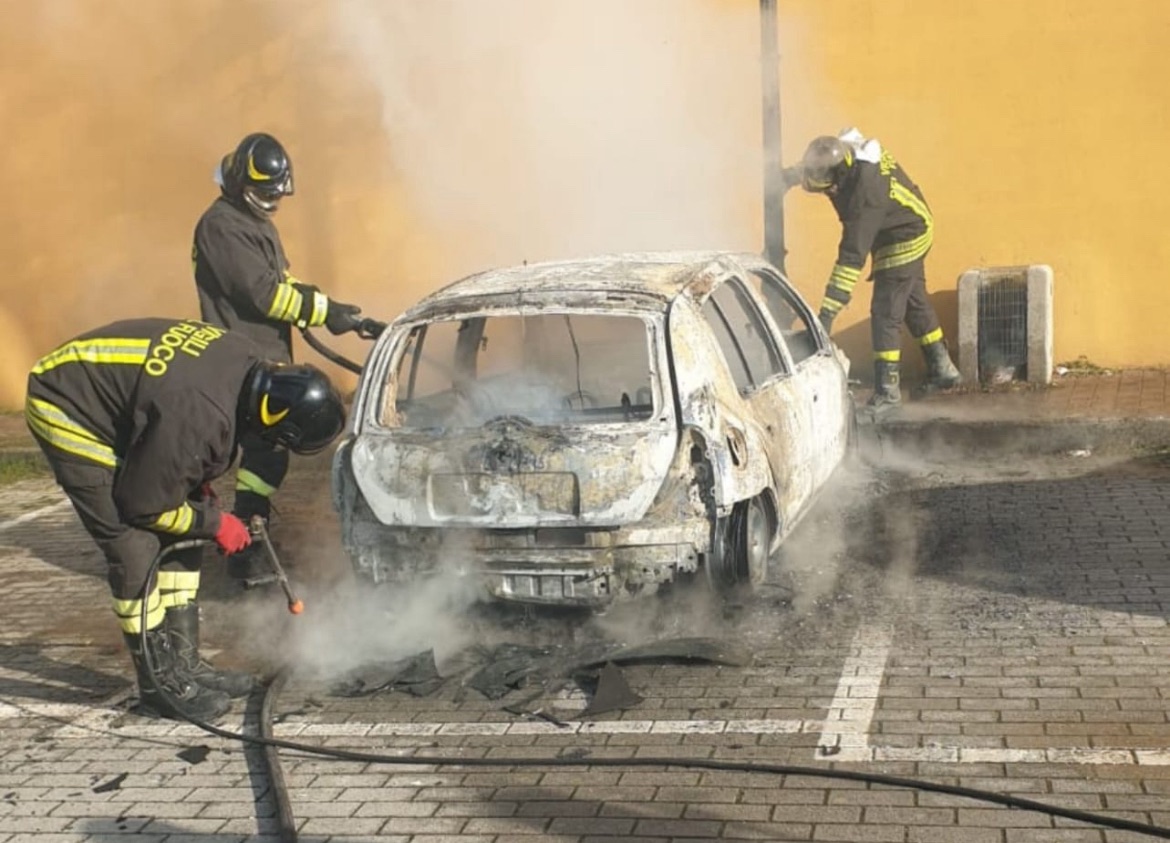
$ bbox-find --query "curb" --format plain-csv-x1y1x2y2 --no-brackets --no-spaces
860,416,1170,461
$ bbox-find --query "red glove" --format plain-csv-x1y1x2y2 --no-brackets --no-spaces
214,513,252,556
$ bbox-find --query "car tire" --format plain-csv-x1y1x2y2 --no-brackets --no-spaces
705,495,772,595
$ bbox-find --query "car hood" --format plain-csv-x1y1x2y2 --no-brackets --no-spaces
350,417,679,528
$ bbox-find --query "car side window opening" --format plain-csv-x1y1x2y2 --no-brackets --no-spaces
388,313,655,427
747,270,823,366
700,279,784,393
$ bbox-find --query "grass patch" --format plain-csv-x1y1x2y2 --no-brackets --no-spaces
0,451,50,485
1056,355,1110,375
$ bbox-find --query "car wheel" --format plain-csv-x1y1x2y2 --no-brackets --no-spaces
706,496,772,594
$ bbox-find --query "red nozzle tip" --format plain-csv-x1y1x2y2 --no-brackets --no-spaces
289,600,304,615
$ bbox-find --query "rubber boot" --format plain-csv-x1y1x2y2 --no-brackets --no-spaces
867,359,902,414
165,603,255,698
124,628,232,722
921,340,962,392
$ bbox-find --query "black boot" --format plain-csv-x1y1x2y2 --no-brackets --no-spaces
166,603,255,698
867,359,902,413
124,628,232,722
921,340,962,392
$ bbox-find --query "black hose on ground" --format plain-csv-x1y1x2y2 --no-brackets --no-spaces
137,543,1170,842
259,667,297,843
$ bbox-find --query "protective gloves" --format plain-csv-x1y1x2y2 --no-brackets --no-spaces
325,301,363,335
214,512,252,556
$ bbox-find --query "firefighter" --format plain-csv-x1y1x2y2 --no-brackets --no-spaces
786,128,961,411
192,131,364,582
25,317,346,721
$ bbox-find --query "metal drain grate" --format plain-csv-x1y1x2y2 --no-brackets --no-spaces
977,273,1028,384
958,265,1053,385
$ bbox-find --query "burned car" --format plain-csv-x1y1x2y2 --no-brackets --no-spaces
331,252,855,607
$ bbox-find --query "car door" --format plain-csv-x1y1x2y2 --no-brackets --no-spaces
691,275,815,530
744,267,850,489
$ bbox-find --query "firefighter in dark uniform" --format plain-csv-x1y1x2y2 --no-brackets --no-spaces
25,317,345,721
192,132,364,581
786,128,961,411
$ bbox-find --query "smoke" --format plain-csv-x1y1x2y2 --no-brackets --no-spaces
284,549,483,680
326,0,762,271
1,0,766,409
230,533,484,682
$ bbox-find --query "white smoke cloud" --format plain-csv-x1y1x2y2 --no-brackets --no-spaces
326,0,763,272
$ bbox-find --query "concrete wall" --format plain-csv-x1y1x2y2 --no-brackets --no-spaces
1,1,1164,408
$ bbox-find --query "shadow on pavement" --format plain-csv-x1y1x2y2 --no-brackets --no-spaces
0,641,126,704
875,452,1170,622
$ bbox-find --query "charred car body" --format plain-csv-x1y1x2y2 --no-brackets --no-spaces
332,252,855,608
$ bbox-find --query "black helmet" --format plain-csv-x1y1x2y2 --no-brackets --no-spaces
240,362,345,455
220,132,295,217
800,135,852,193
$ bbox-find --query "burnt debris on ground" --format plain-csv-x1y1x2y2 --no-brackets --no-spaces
325,635,752,718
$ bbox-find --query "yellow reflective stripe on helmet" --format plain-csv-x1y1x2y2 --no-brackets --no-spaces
236,468,277,497
874,349,901,362
157,570,200,608
151,503,195,535
113,588,164,634
25,397,118,468
247,154,272,181
31,338,151,374
919,328,944,346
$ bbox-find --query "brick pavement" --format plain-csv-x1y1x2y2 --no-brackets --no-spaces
5,375,1170,841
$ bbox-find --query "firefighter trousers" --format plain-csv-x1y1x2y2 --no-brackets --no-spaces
30,439,203,630
870,258,942,357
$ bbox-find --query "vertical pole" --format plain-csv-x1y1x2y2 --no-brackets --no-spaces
760,0,786,274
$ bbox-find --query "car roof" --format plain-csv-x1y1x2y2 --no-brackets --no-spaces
403,250,778,317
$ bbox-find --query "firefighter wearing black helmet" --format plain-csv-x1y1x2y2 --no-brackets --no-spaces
25,317,345,722
784,128,961,412
192,132,363,580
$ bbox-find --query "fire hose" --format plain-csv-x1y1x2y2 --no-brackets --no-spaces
300,317,386,375
134,527,1170,842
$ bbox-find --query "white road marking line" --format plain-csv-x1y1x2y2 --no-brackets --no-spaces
816,622,893,762
23,708,1170,766
0,498,71,533
10,620,1164,767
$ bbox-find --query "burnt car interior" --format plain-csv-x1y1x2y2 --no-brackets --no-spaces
386,313,657,429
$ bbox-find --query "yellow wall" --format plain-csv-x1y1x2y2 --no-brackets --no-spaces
1,1,1166,409
778,1,1170,377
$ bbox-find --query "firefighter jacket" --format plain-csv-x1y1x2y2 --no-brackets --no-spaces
25,318,261,540
192,195,330,362
819,142,934,320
